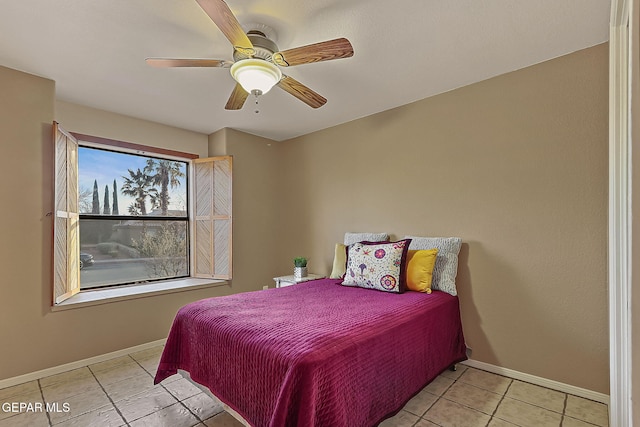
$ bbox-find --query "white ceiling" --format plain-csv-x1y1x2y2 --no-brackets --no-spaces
0,1,610,141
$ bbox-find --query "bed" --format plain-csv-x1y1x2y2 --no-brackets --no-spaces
154,277,467,427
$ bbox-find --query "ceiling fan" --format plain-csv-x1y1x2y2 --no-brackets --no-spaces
146,0,354,111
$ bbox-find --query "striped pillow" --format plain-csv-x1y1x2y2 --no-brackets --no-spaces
404,236,462,296
343,232,389,246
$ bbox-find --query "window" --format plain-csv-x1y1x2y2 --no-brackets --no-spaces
78,147,189,289
52,123,232,304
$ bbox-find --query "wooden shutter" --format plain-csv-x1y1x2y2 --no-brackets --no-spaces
193,156,233,279
53,122,80,304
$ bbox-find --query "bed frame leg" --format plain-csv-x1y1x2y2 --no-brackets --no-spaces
449,364,457,371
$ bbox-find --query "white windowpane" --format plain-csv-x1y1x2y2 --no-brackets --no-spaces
78,147,187,217
77,146,189,289
79,219,188,289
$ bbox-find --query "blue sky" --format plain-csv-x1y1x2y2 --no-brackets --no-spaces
78,147,187,215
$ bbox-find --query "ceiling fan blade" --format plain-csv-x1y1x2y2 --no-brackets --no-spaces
225,83,249,110
146,58,232,68
196,0,254,56
277,76,327,109
272,38,354,67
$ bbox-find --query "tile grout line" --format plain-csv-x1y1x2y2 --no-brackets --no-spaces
420,369,459,424
415,394,442,426
35,378,53,427
157,379,208,424
420,367,500,427
87,360,132,426
560,394,607,427
456,367,512,419
131,353,210,425
467,366,609,424
449,368,498,427
125,355,178,425
491,377,578,419
559,393,568,426
487,376,513,425
482,371,513,427
413,367,462,422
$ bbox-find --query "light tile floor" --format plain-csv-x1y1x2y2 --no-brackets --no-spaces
0,345,609,427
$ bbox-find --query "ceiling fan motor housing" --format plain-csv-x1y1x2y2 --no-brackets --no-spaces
234,30,279,62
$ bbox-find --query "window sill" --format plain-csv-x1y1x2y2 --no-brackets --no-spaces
51,278,228,311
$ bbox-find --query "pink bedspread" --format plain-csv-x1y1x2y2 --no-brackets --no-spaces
155,278,466,427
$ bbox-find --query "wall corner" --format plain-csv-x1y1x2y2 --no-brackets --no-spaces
208,128,228,156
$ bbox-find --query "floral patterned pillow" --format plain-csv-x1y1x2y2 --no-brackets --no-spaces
341,239,411,293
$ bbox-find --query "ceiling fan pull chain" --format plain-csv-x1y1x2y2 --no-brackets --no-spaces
252,89,261,114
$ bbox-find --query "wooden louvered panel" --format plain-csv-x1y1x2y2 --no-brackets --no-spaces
53,216,68,303
52,122,80,305
214,219,230,277
195,162,213,218
67,214,80,296
213,159,231,216
193,156,232,279
55,132,68,213
68,143,78,213
195,220,213,276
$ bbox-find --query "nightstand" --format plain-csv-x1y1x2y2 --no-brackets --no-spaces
273,273,325,288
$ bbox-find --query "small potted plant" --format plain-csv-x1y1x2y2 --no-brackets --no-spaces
293,257,308,280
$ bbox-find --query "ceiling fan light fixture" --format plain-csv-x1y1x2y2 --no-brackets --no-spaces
230,59,282,95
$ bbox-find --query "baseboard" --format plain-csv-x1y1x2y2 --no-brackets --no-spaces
0,338,167,390
461,359,609,405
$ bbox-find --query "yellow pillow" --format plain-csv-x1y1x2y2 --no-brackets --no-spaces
330,243,348,279
406,249,438,293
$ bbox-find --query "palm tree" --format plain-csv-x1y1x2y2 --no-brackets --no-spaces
121,168,156,216
145,159,185,215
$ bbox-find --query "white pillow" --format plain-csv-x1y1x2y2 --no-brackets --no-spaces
343,232,389,246
404,236,462,296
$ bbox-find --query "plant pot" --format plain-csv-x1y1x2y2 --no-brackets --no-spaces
294,266,308,280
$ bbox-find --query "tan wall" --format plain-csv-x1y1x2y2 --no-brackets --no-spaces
0,42,610,395
208,128,283,290
277,44,609,393
0,65,56,378
0,68,277,380
55,100,210,158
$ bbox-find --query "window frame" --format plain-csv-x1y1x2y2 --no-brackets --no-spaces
77,143,191,289
52,123,232,306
